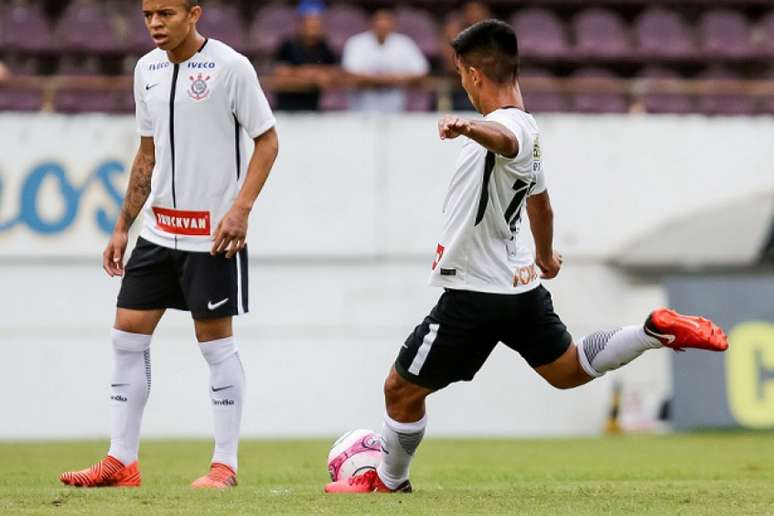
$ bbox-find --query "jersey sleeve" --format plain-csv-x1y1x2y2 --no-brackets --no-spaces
229,56,276,139
486,110,528,161
401,36,429,75
133,61,153,137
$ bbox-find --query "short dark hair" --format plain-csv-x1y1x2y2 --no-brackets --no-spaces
451,19,519,84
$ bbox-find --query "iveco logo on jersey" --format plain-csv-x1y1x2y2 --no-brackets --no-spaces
188,62,216,69
148,61,170,71
152,207,211,236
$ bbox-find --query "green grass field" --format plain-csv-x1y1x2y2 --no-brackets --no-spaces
1,433,773,515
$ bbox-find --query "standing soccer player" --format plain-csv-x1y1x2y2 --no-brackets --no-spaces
59,0,278,489
325,20,728,494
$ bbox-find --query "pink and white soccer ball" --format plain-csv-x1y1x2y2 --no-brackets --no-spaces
327,429,382,481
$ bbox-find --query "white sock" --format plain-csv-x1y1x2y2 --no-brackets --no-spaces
199,337,244,472
579,325,661,377
377,413,427,489
107,329,151,465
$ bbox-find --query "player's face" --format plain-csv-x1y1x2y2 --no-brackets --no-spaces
142,0,201,51
455,55,482,113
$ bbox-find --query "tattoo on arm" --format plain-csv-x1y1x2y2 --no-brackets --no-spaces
120,150,155,228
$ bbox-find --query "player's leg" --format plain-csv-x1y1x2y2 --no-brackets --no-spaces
509,287,728,387
61,238,179,488
181,248,248,489
325,289,499,493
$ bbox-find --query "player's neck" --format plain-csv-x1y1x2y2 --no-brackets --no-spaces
167,30,206,64
478,83,524,116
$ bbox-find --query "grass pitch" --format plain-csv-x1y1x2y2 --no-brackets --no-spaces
1,433,773,515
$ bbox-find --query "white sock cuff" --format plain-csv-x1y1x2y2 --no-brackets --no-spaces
384,413,427,434
199,336,237,365
577,339,604,378
111,328,152,352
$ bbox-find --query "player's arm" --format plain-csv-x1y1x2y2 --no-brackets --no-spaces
103,136,155,277
211,127,279,258
526,189,563,279
438,115,519,158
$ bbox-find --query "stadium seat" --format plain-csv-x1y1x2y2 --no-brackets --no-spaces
54,89,120,113
509,8,569,59
635,8,696,60
319,89,349,111
248,4,297,56
698,10,754,59
394,7,440,59
755,68,774,115
196,4,247,53
696,67,755,116
573,8,632,59
324,4,369,56
406,89,433,112
520,68,569,113
0,89,43,112
571,67,629,114
1,3,57,53
57,56,102,75
55,1,122,54
120,9,155,54
636,67,694,115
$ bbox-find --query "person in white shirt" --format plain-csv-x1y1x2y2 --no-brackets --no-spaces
325,19,728,495
59,0,278,490
341,9,429,112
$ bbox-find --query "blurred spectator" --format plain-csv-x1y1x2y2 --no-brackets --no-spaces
272,1,338,111
441,2,492,110
0,61,10,82
342,9,429,112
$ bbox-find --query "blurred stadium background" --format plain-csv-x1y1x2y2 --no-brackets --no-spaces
1,0,774,448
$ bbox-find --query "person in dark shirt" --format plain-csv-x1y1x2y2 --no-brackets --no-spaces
273,1,338,111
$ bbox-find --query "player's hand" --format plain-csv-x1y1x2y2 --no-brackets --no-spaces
438,115,472,140
536,251,563,279
103,230,128,277
211,206,249,259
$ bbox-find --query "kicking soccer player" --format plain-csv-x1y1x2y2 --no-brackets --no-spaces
325,20,728,494
59,0,278,489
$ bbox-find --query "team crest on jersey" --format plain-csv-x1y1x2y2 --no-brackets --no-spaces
188,73,210,101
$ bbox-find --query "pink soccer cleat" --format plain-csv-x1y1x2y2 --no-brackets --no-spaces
191,463,237,489
324,469,412,493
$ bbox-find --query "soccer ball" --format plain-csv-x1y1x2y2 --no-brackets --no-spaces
327,429,382,481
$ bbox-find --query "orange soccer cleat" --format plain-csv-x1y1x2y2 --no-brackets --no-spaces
645,308,728,352
191,463,238,489
59,456,141,488
324,469,412,494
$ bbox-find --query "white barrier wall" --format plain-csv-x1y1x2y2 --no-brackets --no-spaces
1,113,770,439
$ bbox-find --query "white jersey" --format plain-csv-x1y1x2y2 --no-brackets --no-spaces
133,39,276,252
429,108,546,294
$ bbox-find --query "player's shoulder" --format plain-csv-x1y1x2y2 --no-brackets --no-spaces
204,39,253,70
134,48,166,73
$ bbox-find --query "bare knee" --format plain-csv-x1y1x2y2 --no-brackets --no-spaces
383,367,432,422
536,343,594,390
194,317,233,342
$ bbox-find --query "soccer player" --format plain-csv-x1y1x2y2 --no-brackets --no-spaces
59,0,278,489
325,20,728,494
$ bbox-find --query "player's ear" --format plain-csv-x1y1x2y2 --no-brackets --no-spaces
188,5,202,23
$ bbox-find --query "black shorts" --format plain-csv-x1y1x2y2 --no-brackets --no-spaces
395,286,572,390
117,237,248,319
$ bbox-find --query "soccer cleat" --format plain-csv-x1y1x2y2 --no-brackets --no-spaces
645,308,728,352
191,463,238,489
324,469,412,494
59,456,141,488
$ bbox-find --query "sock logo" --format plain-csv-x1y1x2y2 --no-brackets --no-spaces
212,399,234,406
111,395,128,402
211,385,233,392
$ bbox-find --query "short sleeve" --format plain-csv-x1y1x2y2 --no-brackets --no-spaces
133,62,153,137
229,56,276,139
486,110,528,160
400,36,429,75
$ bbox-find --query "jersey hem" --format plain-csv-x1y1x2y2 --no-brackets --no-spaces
428,279,542,295
139,228,215,253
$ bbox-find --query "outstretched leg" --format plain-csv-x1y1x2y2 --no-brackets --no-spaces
536,308,728,387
